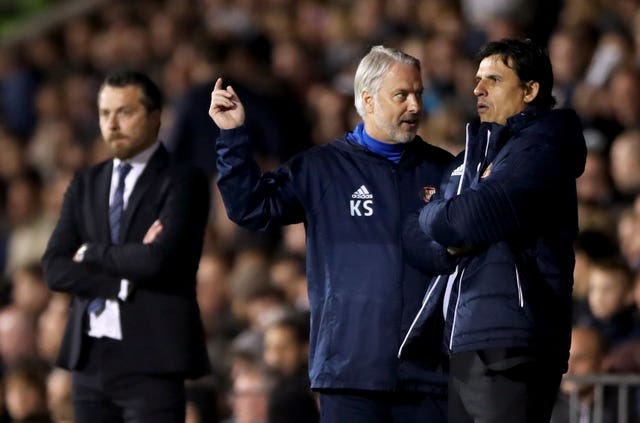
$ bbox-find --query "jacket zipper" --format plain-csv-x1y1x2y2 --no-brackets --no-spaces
448,268,465,350
445,126,477,351
456,124,471,195
478,130,491,178
515,264,524,307
398,275,443,358
392,164,408,359
448,129,502,351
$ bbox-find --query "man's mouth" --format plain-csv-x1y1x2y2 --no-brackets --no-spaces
401,116,419,127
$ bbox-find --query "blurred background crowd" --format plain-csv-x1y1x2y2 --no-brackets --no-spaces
0,0,640,422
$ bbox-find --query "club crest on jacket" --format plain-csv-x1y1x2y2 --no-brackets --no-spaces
422,186,437,203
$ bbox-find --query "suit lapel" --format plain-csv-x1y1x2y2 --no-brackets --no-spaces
120,145,170,239
98,161,114,242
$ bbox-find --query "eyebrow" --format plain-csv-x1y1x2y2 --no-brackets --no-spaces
475,73,502,81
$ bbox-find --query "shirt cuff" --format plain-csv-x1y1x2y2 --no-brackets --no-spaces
118,279,130,301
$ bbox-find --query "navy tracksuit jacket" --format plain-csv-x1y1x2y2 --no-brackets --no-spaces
216,124,453,393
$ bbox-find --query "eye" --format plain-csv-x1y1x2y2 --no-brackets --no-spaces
394,91,408,100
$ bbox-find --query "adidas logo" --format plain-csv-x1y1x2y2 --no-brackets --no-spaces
351,185,373,199
350,185,374,216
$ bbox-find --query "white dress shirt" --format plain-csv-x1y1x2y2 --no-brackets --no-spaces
87,141,160,340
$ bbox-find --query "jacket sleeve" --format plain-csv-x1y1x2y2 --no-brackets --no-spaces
402,212,458,275
420,140,566,248
215,126,306,230
42,175,122,298
80,167,210,285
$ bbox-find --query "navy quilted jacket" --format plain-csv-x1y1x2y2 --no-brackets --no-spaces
400,108,587,372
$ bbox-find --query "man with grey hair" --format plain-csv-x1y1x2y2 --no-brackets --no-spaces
209,45,453,422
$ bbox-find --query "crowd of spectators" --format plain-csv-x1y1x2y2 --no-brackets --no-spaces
0,0,639,421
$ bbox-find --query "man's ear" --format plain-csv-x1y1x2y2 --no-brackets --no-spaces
523,81,540,104
363,91,374,113
150,109,162,131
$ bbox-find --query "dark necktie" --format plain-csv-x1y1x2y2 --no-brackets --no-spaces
109,162,132,245
88,162,132,315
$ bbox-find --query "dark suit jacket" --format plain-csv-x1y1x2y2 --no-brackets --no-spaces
42,144,211,379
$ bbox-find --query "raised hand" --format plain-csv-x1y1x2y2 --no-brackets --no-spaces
209,77,245,129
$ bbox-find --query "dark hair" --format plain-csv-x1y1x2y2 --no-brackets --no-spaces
100,70,163,112
476,38,556,109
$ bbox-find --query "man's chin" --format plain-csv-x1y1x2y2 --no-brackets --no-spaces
108,146,128,159
396,132,416,144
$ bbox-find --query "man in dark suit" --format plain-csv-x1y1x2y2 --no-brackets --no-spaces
42,70,211,423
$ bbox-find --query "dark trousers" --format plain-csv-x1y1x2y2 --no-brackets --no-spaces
448,350,562,423
72,337,186,423
319,389,447,423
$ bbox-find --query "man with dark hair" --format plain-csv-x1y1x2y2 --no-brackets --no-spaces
401,38,587,422
263,312,310,379
165,33,312,177
210,45,453,422
42,70,211,422
263,312,319,423
551,324,640,423
101,71,164,111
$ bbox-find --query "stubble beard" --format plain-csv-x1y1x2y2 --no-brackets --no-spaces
374,115,416,144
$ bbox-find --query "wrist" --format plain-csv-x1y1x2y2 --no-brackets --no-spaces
74,243,89,262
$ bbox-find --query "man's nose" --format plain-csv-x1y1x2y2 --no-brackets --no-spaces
407,94,421,113
473,81,486,97
106,114,119,129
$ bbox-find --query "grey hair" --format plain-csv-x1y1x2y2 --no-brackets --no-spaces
353,45,421,118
